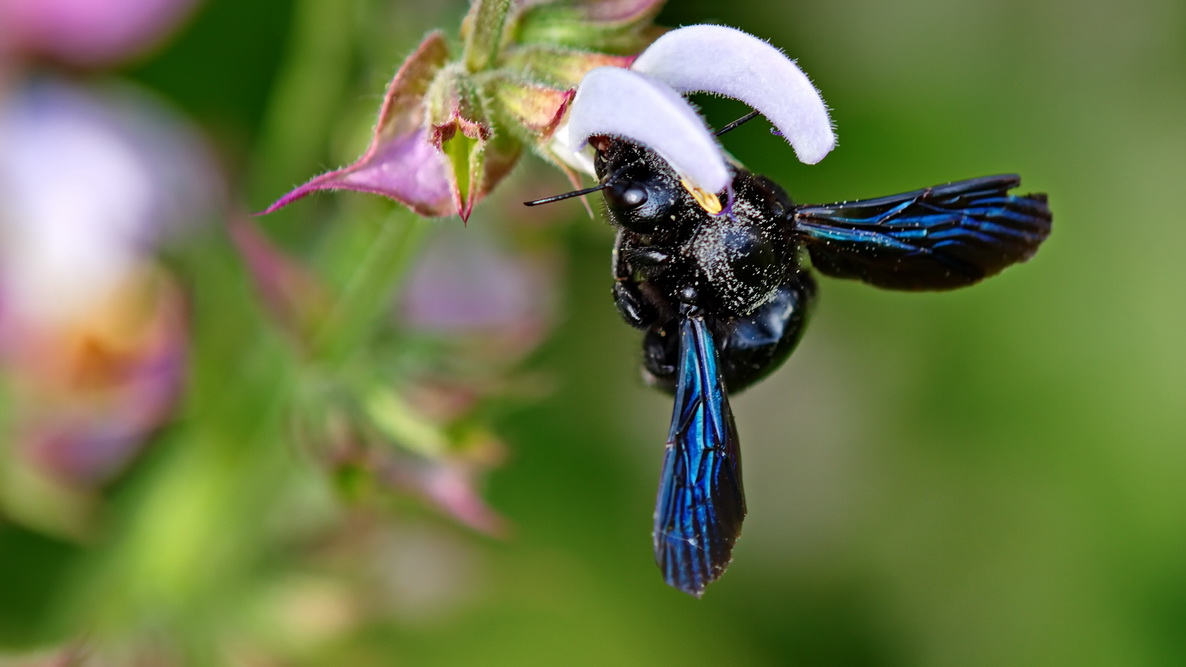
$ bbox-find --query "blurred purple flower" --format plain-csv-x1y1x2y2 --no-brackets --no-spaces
399,227,557,360
7,270,189,485
0,0,199,67
0,78,219,486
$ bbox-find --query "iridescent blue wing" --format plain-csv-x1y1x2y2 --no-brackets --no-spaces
653,314,746,597
793,175,1051,290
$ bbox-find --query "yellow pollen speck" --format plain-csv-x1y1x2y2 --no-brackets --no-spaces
680,178,722,215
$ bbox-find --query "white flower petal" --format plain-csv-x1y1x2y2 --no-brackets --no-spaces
566,67,730,194
631,24,836,165
544,119,597,176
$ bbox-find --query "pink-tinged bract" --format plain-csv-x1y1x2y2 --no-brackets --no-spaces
263,32,455,218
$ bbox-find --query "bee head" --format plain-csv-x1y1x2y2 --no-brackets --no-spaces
592,137,711,235
524,137,719,237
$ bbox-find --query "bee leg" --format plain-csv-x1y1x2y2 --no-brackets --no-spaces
640,273,817,395
613,230,659,329
622,247,672,270
641,319,680,394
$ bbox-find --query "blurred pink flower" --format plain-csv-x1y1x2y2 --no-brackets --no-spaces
0,78,219,485
399,227,558,360
306,402,509,537
0,0,199,67
380,450,509,537
5,268,189,485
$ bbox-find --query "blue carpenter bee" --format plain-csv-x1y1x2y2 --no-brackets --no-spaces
526,116,1052,597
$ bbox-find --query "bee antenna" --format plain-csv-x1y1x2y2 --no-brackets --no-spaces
714,110,761,137
523,182,610,207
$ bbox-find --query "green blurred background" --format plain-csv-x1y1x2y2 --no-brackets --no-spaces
3,0,1184,664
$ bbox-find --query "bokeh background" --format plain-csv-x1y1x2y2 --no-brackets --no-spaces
1,0,1184,664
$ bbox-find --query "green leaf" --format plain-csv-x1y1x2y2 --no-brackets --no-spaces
0,523,79,648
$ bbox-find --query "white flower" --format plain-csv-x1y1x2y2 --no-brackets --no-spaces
566,66,732,192
562,24,836,196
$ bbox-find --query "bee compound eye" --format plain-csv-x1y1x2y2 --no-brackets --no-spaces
605,182,649,210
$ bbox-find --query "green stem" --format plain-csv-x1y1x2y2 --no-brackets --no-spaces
249,0,357,199
313,208,432,367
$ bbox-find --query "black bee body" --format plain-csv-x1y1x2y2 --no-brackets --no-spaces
530,131,1051,597
599,138,816,394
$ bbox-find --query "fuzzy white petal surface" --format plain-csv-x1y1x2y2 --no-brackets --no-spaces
566,67,730,193
545,119,597,176
632,24,836,165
